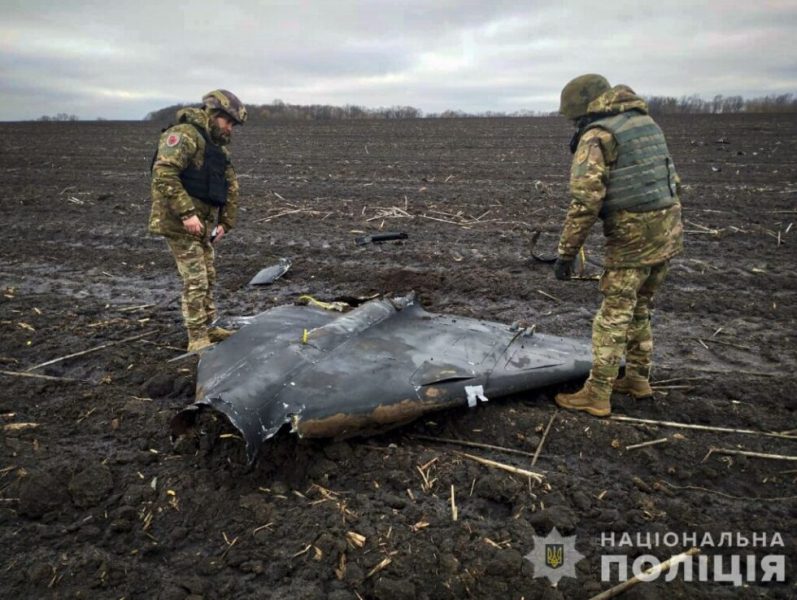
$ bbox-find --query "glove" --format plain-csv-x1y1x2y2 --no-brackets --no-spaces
553,257,574,281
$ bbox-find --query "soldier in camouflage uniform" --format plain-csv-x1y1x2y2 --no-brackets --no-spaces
149,89,247,352
553,74,684,417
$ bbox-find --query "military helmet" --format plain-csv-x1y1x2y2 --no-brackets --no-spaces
202,89,248,125
559,74,611,120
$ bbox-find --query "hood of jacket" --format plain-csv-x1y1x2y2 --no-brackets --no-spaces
587,85,649,116
175,106,232,146
175,106,212,132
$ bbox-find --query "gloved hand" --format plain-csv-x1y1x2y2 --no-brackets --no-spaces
553,257,574,281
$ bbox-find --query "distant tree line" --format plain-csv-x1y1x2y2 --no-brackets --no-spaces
146,94,796,122
36,93,793,123
259,100,423,120
145,100,559,122
645,93,797,115
37,113,79,122
146,100,424,123
425,109,555,118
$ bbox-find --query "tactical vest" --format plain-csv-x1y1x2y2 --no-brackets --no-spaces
151,123,229,207
586,111,678,217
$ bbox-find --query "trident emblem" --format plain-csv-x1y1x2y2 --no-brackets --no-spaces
545,544,564,569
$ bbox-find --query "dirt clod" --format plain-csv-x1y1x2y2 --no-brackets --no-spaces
68,462,114,508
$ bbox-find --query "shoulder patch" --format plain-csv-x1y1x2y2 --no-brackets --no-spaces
166,133,181,147
575,146,589,164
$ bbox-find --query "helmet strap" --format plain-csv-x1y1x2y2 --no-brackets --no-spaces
569,113,611,153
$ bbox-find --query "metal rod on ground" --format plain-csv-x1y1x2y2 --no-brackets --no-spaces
136,339,187,353
117,303,156,313
625,438,669,451
0,370,81,383
4,422,39,432
659,480,797,502
588,548,700,600
656,365,777,377
609,415,797,440
532,412,556,466
140,293,180,318
696,337,752,351
651,385,693,390
450,485,458,521
652,377,708,385
410,434,536,459
536,289,562,303
25,332,155,372
703,447,797,462
456,451,544,483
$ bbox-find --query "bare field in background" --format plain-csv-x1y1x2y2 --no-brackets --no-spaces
1,114,795,598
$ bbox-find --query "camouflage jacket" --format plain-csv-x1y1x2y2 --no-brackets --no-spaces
557,86,684,268
148,107,239,237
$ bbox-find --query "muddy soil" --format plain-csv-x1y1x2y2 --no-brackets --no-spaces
0,114,795,599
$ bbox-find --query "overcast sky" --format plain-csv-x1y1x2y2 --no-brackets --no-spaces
1,0,795,120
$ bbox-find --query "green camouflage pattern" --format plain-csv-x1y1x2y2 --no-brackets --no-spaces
165,235,217,341
149,106,239,343
586,111,678,215
202,89,248,125
148,107,239,237
586,263,669,395
585,84,646,115
559,73,611,120
556,84,683,399
557,86,684,267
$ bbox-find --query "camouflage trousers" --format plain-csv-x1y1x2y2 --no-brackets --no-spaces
165,235,217,341
586,262,670,394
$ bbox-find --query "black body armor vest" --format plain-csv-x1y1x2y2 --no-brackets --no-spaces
178,126,229,207
151,123,229,207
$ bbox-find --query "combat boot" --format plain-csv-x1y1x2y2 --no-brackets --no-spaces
555,383,611,417
187,335,213,353
613,375,654,399
208,326,234,342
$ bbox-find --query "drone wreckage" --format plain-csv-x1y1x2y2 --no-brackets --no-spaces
171,293,592,463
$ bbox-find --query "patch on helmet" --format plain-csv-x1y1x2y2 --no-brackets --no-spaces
166,133,181,147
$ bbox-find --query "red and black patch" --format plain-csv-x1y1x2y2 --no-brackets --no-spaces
165,133,181,147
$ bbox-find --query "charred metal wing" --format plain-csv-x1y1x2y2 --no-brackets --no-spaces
171,295,591,463
530,231,559,263
354,231,408,246
248,258,291,286
529,231,601,271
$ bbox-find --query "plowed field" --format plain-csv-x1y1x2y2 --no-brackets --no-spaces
1,114,795,599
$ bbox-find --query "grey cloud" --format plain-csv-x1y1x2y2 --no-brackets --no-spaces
0,1,795,120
